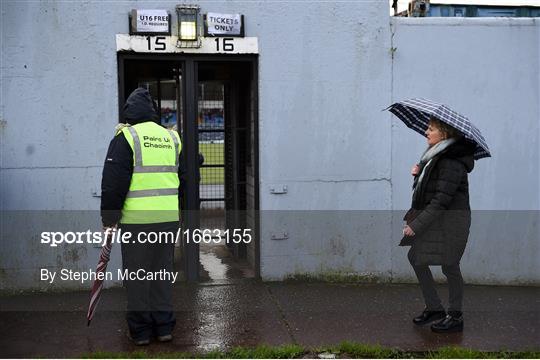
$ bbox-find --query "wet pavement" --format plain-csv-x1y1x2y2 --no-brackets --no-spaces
199,242,255,282
1,282,538,358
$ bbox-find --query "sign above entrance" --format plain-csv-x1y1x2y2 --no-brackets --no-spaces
116,34,258,54
204,13,244,37
129,9,171,35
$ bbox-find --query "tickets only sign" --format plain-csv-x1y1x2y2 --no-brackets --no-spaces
205,13,244,37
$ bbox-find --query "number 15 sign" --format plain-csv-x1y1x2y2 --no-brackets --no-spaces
116,34,258,54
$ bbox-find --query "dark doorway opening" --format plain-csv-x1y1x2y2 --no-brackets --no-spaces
118,54,259,283
198,62,256,282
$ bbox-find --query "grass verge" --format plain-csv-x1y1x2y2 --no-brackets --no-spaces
83,342,540,359
199,142,224,185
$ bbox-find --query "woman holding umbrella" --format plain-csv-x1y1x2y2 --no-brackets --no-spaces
388,98,491,334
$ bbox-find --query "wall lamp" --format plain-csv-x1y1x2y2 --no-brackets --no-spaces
176,4,201,48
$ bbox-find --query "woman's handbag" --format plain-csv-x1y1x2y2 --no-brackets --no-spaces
400,208,419,246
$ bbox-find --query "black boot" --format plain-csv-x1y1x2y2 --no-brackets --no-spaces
431,313,464,333
413,309,447,325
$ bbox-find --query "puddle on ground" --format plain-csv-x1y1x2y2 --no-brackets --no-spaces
199,239,254,282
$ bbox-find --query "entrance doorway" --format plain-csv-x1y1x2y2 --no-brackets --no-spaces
118,54,259,282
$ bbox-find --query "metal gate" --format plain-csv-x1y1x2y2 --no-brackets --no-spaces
198,81,226,231
118,55,259,282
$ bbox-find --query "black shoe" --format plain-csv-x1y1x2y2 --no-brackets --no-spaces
127,332,150,346
413,309,446,325
431,314,464,333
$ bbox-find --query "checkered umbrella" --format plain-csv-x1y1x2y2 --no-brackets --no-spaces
387,98,491,160
86,231,113,326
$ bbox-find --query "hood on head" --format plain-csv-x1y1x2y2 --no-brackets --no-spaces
123,87,159,125
443,138,476,173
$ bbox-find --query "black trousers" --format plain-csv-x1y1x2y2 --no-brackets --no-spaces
408,251,464,313
120,222,177,340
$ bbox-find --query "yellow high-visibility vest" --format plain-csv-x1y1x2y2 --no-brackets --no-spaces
119,121,181,224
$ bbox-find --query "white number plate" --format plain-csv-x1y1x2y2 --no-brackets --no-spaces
116,34,258,54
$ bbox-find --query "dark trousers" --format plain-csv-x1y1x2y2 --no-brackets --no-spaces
120,222,177,340
408,254,464,313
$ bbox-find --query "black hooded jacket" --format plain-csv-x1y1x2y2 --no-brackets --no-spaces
100,88,186,226
122,87,159,125
401,138,476,265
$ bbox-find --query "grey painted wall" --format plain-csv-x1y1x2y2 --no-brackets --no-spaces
1,1,122,290
1,2,538,290
260,18,540,285
257,1,394,280
389,18,539,285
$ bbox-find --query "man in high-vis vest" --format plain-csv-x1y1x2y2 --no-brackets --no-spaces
101,88,181,345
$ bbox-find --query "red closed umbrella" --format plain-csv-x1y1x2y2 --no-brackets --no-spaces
87,231,113,326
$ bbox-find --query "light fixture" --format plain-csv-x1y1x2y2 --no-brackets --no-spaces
176,4,201,48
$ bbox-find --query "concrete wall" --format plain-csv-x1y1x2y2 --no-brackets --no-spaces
1,2,538,289
0,0,392,290
389,18,539,285
257,1,394,279
260,17,539,285
1,1,122,290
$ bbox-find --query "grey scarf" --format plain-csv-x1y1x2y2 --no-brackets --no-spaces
412,138,457,202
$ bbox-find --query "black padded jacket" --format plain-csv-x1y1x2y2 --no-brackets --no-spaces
401,139,476,265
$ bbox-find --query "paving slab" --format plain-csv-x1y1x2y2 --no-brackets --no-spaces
266,283,540,352
0,283,291,358
1,282,538,358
